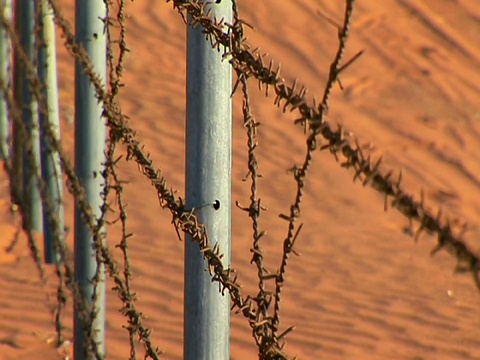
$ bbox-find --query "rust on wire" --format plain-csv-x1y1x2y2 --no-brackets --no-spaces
168,0,480,296
2,0,480,359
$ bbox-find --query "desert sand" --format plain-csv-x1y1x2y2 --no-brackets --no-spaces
1,0,480,359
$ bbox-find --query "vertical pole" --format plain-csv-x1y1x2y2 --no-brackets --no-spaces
16,0,43,231
184,1,232,360
74,0,106,358
38,0,64,264
0,0,11,162
11,0,23,206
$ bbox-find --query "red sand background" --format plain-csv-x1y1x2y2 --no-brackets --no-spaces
1,1,480,359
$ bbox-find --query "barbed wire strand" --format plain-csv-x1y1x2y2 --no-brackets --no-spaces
43,1,283,357
6,1,249,358
47,0,480,357
103,0,140,358
1,8,121,359
169,0,480,293
3,0,480,359
0,75,104,359
32,2,161,356
9,0,66,345
271,0,355,345
48,0,252,311
37,0,69,345
230,1,278,357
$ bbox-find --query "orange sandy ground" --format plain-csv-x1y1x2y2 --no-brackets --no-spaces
2,1,480,359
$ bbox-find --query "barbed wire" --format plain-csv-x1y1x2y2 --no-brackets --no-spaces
169,0,480,291
0,73,103,358
47,0,259,338
37,1,70,346
1,6,127,359
103,1,142,358
5,1,243,358
230,1,278,357
46,0,244,357
2,0,480,359
270,0,356,351
51,1,161,357
5,0,68,348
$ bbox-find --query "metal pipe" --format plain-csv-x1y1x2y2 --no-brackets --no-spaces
74,0,107,358
38,0,64,264
0,0,11,162
184,1,232,359
11,0,23,206
16,0,43,231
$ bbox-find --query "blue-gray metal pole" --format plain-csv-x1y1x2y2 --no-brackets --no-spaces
74,0,107,358
184,1,232,359
38,0,64,264
17,0,43,231
0,0,11,162
11,0,23,206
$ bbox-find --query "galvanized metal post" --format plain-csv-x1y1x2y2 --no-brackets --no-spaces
16,0,43,231
184,1,232,359
0,0,11,162
38,0,64,264
11,0,23,206
74,0,107,358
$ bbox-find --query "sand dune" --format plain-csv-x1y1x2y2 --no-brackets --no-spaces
1,0,480,359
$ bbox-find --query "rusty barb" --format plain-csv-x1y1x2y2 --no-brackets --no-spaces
171,0,480,355
1,0,479,359
170,0,480,283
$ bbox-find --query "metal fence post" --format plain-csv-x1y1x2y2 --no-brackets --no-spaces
38,0,64,264
185,1,233,359
74,0,107,358
11,1,23,207
16,0,43,231
0,0,11,162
